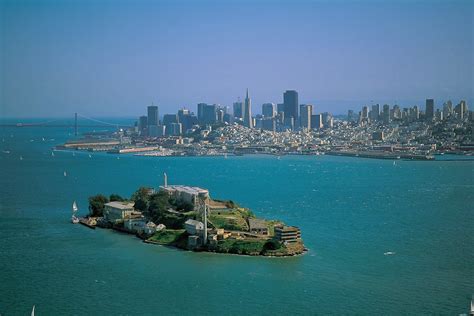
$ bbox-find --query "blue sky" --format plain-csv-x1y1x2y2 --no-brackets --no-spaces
1,0,473,117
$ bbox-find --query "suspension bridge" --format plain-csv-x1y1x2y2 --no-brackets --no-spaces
0,113,134,135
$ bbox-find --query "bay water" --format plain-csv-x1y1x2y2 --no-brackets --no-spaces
0,122,473,315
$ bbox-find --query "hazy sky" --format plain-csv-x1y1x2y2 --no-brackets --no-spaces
1,0,473,118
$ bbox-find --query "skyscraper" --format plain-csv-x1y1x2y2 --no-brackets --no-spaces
147,105,159,127
233,100,243,119
299,104,313,129
311,114,322,129
244,89,253,128
283,90,298,124
425,99,434,121
262,103,276,118
383,104,390,124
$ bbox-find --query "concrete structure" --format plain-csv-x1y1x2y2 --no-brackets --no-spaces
124,217,147,232
299,104,313,129
262,103,276,118
185,219,204,235
160,185,209,210
274,226,301,243
103,201,137,224
426,99,434,121
283,90,298,125
244,89,253,128
147,105,159,127
248,218,268,235
233,100,244,119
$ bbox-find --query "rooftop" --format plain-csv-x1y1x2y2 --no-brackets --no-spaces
105,201,135,210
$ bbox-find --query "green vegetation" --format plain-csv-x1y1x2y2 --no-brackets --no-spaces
211,238,286,255
109,194,125,202
131,187,152,212
88,194,109,217
148,229,186,245
209,207,256,231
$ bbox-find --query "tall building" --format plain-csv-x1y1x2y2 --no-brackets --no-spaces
138,116,148,135
383,104,390,124
371,104,380,121
283,90,298,125
425,99,434,121
311,114,322,129
233,100,244,119
163,114,178,126
244,89,253,128
299,104,313,129
262,103,276,118
147,105,159,127
202,104,217,124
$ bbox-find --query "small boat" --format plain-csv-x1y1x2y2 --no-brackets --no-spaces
64,171,67,177
31,305,35,316
384,251,396,256
89,154,92,158
51,151,55,157
72,152,75,157
224,153,228,159
470,297,474,316
71,201,79,224
2,150,10,154
19,156,23,160
393,161,396,166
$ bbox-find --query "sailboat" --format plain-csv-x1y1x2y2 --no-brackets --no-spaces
224,153,228,159
64,171,67,177
51,151,55,157
71,201,79,224
89,154,92,158
20,155,23,161
31,305,35,316
470,297,474,316
393,160,396,166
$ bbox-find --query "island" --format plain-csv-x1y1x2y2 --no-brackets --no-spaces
81,173,305,257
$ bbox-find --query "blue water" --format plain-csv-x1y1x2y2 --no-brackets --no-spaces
0,123,473,315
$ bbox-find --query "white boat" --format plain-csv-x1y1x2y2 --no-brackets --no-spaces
51,151,55,157
384,251,396,256
31,305,35,316
19,156,23,160
470,298,474,316
89,154,92,158
393,161,396,166
64,171,67,177
2,150,10,154
71,201,79,224
224,153,228,159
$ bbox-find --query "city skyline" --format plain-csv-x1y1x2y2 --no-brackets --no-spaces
1,0,473,118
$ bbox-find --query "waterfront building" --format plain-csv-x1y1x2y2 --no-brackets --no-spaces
185,219,204,235
147,105,159,128
299,104,313,129
233,100,244,119
283,90,298,126
103,201,137,224
426,99,434,121
244,89,253,128
274,226,301,243
124,217,147,233
262,103,276,118
311,114,322,129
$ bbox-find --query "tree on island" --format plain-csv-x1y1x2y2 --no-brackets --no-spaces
109,194,125,202
88,194,109,217
131,187,153,212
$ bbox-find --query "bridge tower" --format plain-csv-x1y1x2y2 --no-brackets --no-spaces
74,113,78,136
